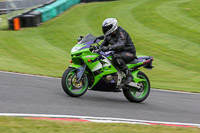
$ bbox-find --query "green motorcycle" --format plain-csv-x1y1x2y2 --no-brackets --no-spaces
62,34,154,103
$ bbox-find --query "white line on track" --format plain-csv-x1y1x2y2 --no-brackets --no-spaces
0,113,199,127
0,70,60,80
151,89,200,95
0,70,199,95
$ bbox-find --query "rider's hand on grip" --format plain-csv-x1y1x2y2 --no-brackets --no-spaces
96,47,102,53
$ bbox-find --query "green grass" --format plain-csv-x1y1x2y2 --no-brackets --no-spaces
0,14,8,30
0,0,199,92
0,117,199,133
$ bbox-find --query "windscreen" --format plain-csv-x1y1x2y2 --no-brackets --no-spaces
79,34,96,44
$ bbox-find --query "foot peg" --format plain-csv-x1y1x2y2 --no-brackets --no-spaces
117,84,129,90
113,89,122,92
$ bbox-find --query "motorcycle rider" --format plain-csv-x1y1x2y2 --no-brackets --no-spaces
101,18,136,85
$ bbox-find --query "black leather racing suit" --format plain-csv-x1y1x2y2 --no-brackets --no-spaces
101,27,136,84
101,27,136,71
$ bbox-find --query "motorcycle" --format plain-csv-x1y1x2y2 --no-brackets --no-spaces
61,34,154,103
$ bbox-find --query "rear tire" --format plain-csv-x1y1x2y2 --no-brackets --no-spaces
61,67,88,97
123,71,150,103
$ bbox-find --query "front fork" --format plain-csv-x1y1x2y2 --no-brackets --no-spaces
75,64,87,83
69,64,93,88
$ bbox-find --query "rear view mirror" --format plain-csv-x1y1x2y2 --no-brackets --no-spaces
78,36,84,42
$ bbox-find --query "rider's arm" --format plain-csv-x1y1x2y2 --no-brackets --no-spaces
100,37,109,47
108,31,126,50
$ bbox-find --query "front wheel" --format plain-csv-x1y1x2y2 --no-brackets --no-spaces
61,67,88,97
123,71,150,103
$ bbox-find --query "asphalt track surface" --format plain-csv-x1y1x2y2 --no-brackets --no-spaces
0,71,200,124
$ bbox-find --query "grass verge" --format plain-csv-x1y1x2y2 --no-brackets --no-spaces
0,117,200,133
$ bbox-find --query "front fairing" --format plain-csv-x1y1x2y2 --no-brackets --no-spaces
71,34,101,55
70,41,95,55
70,34,101,65
70,34,99,64
70,34,114,66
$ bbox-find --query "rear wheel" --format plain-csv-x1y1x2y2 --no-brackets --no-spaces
61,67,88,97
123,71,150,103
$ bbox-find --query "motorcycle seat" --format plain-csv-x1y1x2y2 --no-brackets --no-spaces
127,56,153,64
128,59,139,64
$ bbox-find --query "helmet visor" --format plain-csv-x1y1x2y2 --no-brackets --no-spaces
102,24,113,35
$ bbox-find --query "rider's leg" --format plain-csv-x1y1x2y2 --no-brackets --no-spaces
112,52,134,84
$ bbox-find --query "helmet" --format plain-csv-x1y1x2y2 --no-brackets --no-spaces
102,18,118,36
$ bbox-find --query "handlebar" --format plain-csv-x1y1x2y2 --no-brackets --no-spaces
90,45,101,53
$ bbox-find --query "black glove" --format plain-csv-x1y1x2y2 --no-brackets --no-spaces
102,46,109,52
95,46,101,53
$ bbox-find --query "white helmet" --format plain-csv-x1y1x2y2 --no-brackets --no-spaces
102,18,118,36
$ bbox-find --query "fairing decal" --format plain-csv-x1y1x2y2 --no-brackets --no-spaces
91,62,102,72
91,58,112,72
91,56,105,63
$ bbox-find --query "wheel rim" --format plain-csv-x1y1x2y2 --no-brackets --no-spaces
66,69,88,94
130,74,149,99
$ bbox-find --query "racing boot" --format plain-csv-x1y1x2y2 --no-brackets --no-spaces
123,68,133,85
114,57,134,85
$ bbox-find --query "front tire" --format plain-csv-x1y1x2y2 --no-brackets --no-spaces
123,71,150,103
61,67,88,97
